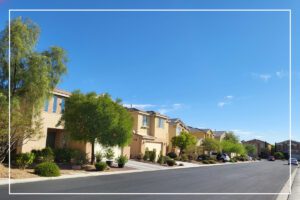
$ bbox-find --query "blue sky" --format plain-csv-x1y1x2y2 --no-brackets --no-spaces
1,0,299,144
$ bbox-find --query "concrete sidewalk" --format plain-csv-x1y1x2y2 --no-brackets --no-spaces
289,167,300,200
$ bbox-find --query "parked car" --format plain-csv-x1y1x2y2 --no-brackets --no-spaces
268,156,275,161
288,158,299,166
217,153,230,162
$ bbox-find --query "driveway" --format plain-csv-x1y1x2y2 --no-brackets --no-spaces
126,160,200,171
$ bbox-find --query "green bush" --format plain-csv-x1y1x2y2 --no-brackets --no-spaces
34,162,60,177
115,155,128,168
198,154,210,161
157,154,164,165
95,152,103,163
71,150,87,165
143,149,150,161
149,149,157,162
15,153,35,169
53,148,73,163
163,156,171,164
208,160,216,164
31,147,54,163
236,155,248,162
95,162,107,171
105,148,115,160
166,159,176,166
230,158,237,162
180,154,188,162
274,152,285,160
167,152,177,159
202,160,210,164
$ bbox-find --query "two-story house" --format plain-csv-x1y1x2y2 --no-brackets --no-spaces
188,126,214,154
242,139,272,158
128,108,169,159
16,89,130,161
168,118,189,153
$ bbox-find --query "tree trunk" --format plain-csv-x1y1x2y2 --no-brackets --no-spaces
91,142,95,164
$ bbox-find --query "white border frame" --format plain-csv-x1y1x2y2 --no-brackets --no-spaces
8,8,292,195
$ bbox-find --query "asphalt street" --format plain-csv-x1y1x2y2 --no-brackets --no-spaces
0,160,296,200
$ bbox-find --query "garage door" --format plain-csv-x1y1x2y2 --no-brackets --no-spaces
144,142,162,160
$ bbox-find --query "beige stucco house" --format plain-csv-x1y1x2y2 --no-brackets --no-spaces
213,131,227,141
168,118,189,153
17,89,130,161
188,126,214,154
242,139,272,157
128,108,169,159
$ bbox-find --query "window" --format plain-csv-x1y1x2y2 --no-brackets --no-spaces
44,99,49,112
52,96,57,113
142,115,148,127
176,127,182,135
158,118,165,128
60,98,65,113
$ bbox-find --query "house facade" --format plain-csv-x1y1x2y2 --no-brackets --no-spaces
188,127,214,154
275,140,300,160
128,108,169,159
168,118,189,153
213,131,227,141
242,139,272,158
17,89,130,161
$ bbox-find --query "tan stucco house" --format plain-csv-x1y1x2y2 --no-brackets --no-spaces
127,108,169,159
242,139,272,157
213,131,227,141
188,126,214,154
168,118,189,153
17,89,130,161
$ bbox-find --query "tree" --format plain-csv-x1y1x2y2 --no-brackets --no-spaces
221,140,246,155
171,131,197,156
223,132,239,144
202,138,221,153
0,17,67,162
243,144,257,156
60,91,133,164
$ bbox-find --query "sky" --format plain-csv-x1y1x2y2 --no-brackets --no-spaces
0,0,299,144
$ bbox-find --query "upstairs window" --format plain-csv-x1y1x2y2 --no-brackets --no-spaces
44,99,49,112
176,127,182,135
142,115,149,127
158,118,165,128
60,98,65,113
52,96,57,113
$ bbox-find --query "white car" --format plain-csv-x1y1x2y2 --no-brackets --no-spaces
288,158,299,166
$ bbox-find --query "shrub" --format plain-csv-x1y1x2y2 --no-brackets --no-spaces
95,162,107,171
95,152,103,163
115,155,128,168
230,158,237,162
180,154,188,162
179,163,184,166
274,152,285,160
31,147,54,163
53,148,73,163
208,160,216,164
236,155,248,162
34,162,60,177
71,150,87,165
143,149,150,161
105,148,115,160
202,160,210,164
163,156,171,164
166,159,176,166
198,154,210,161
167,152,177,159
149,149,157,162
15,153,35,169
137,153,143,161
157,154,164,165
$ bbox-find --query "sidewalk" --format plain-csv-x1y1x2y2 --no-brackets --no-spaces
289,167,300,200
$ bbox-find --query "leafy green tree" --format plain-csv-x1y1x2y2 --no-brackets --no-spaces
221,140,246,155
171,131,197,156
202,138,221,153
223,132,239,144
60,91,133,164
243,144,257,156
0,17,67,162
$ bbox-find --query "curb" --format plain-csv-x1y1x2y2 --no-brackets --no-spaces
276,167,298,200
0,160,258,186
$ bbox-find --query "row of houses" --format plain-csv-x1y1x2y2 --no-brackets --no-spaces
16,89,300,161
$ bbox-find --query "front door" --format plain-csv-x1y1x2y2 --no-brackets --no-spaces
46,129,56,149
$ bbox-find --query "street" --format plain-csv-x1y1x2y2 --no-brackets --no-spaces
0,160,296,200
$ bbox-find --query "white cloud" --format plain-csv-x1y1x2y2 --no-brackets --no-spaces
218,95,234,108
275,70,287,79
218,102,226,108
252,73,272,82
